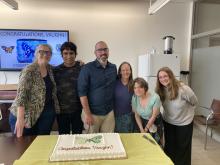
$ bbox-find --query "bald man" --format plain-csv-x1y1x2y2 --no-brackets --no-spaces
78,41,117,133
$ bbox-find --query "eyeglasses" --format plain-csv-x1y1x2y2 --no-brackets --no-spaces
38,50,52,56
95,48,109,53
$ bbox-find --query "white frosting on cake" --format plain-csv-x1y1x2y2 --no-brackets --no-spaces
50,133,127,161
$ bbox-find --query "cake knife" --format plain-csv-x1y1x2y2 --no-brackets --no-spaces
142,135,156,145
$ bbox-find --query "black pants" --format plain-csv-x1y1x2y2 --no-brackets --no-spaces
57,111,83,134
140,114,163,144
163,120,193,165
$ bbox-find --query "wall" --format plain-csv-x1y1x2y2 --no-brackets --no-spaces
196,3,220,33
192,3,220,116
193,3,220,48
0,0,192,84
191,46,220,116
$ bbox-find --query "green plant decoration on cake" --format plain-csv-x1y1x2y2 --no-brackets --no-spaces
75,135,103,144
86,135,102,143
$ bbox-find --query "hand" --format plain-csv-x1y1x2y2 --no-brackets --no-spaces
77,60,85,66
15,118,25,138
144,127,149,133
140,128,146,133
85,113,94,126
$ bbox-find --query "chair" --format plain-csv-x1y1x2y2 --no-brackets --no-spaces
0,90,17,133
203,99,220,149
0,103,11,133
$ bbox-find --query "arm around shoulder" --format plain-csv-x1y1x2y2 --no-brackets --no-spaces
78,65,90,97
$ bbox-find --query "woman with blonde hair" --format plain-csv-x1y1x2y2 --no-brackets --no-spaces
156,67,198,165
9,44,60,137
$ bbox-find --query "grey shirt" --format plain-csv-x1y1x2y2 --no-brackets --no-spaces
162,84,198,125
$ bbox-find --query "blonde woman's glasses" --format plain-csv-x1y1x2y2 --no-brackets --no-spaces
38,50,52,56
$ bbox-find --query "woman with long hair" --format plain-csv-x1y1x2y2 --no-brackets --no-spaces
155,67,198,165
114,62,134,133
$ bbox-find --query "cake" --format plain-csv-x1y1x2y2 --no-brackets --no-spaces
49,133,127,161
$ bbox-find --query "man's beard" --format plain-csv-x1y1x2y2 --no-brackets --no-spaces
97,55,108,66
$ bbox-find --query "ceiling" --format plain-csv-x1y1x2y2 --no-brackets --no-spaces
198,0,220,3
151,0,220,3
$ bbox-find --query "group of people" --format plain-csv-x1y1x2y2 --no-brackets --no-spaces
8,41,198,165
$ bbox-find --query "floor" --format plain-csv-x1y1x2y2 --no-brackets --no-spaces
192,125,220,165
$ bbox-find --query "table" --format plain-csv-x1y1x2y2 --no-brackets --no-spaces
0,84,17,91
13,133,173,165
0,84,17,104
0,136,36,165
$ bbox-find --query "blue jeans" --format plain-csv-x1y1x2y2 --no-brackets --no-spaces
9,104,55,136
115,112,135,133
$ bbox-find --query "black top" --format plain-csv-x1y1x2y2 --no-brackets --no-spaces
43,73,53,106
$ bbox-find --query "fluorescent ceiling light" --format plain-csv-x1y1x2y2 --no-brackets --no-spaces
0,0,18,10
148,0,171,15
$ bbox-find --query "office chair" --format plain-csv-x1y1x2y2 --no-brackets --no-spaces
203,99,220,149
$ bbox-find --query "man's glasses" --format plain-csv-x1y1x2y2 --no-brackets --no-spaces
95,48,109,53
38,50,52,56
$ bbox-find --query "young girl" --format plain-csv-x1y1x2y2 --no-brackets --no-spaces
132,77,163,144
156,67,198,165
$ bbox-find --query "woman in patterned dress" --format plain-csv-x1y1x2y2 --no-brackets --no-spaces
9,44,60,137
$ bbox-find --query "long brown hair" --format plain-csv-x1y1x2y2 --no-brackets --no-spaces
117,62,133,92
155,67,181,102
